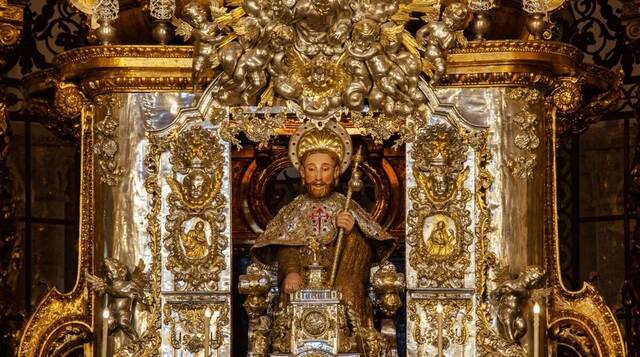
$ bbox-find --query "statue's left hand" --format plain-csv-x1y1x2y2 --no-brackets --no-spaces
336,211,355,235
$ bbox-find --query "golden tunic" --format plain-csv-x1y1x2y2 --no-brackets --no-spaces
251,192,396,324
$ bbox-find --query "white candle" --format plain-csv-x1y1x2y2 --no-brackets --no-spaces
533,302,541,357
101,308,110,357
204,308,212,357
436,303,443,357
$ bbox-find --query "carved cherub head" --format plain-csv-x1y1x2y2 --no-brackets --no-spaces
184,170,211,200
234,17,262,46
520,265,546,289
352,19,381,49
442,3,469,31
104,257,128,281
182,2,209,29
269,24,294,52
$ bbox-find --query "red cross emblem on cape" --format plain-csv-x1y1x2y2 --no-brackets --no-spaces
309,205,332,236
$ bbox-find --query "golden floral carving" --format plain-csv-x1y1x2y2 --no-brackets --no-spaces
407,124,473,288
43,323,92,357
506,88,543,180
550,77,583,113
165,126,227,291
549,320,596,357
351,112,397,144
440,72,556,89
554,68,623,134
110,135,165,357
82,76,203,97
288,52,350,99
162,302,229,353
220,109,286,149
53,82,87,119
0,0,23,22
93,95,124,186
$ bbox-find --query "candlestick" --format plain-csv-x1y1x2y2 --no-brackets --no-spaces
436,302,443,357
204,307,212,357
533,302,541,357
101,308,110,357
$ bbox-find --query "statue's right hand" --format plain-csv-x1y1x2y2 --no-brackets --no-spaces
283,272,302,294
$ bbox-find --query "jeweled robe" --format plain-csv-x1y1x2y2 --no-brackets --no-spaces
251,192,395,324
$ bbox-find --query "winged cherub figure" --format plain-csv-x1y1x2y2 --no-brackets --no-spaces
174,2,231,91
416,2,469,83
86,258,148,342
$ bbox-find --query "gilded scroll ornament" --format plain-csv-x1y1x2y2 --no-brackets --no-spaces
165,126,227,291
549,321,596,357
550,77,583,113
220,109,286,149
407,124,473,288
45,324,92,357
162,302,229,354
94,95,124,186
0,22,20,47
53,82,87,119
506,88,543,180
86,259,149,343
408,299,472,354
137,135,163,357
350,111,405,145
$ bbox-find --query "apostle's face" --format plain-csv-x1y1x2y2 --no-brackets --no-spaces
301,152,340,198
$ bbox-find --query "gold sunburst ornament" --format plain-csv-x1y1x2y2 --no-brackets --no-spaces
288,120,353,174
288,51,351,99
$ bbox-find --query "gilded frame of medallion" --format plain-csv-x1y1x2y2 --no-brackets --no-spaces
405,82,487,290
406,122,473,289
163,125,229,291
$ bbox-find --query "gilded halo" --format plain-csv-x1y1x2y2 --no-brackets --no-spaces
288,120,353,174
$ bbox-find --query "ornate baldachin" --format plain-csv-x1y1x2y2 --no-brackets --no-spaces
174,0,470,127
